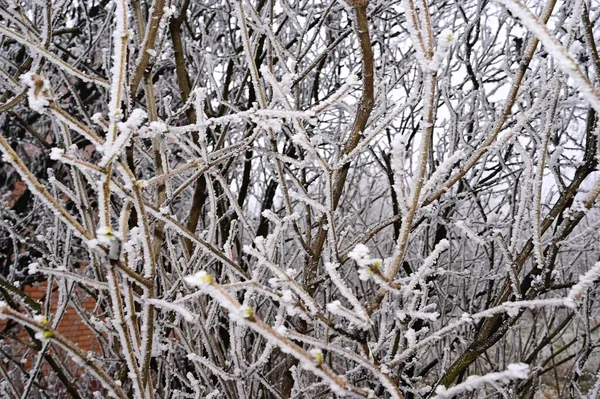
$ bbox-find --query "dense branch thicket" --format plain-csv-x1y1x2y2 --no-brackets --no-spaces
1,0,600,398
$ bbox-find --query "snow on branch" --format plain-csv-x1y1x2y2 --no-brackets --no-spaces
565,261,600,308
145,298,196,323
183,271,351,396
390,298,568,367
104,0,130,153
0,24,110,87
495,0,600,114
432,363,529,398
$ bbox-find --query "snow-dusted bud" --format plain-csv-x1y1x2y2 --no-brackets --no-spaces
96,226,121,260
358,267,372,281
20,72,51,113
371,259,382,270
358,258,381,281
35,330,53,340
346,74,360,85
348,243,371,267
275,325,288,336
184,271,213,287
309,348,323,364
326,300,342,313
238,305,254,320
281,290,293,303
439,29,455,45
430,29,456,70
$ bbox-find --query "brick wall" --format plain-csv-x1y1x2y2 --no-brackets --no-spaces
0,279,102,388
24,280,101,352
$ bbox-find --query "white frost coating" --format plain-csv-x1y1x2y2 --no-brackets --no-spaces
20,72,50,112
289,191,328,214
205,390,220,399
510,142,534,253
495,0,600,114
243,245,320,315
255,324,347,396
101,109,147,165
275,325,288,336
432,363,529,398
390,299,565,367
455,221,486,245
287,331,403,399
236,305,254,321
96,226,121,260
348,245,383,282
138,120,167,138
402,0,429,67
405,328,417,347
91,113,103,125
34,331,50,341
308,348,323,364
310,75,357,113
184,274,252,322
146,298,196,322
48,107,104,146
49,148,64,160
183,271,213,287
404,239,449,301
281,290,293,303
420,150,465,204
0,24,109,87
565,261,600,308
184,276,347,395
163,5,176,18
27,263,39,275
106,0,129,149
324,262,369,327
327,302,371,329
0,145,90,240
167,109,313,135
348,244,371,267
439,29,455,44
357,266,372,282
107,263,145,399
120,109,147,133
397,310,439,322
390,136,409,213
429,29,455,70
326,300,341,312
